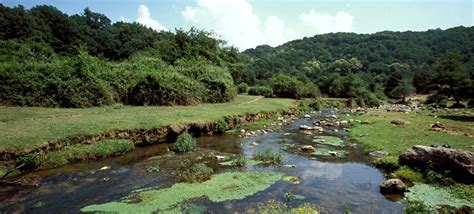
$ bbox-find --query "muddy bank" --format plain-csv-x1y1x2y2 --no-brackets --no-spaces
0,109,297,175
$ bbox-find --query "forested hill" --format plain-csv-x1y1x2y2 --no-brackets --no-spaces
241,27,474,83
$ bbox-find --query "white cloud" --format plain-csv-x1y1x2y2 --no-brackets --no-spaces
120,16,130,22
136,4,167,31
299,9,353,34
181,0,297,50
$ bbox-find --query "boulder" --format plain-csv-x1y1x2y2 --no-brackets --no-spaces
369,151,389,158
304,114,311,118
301,145,316,152
399,145,474,184
380,179,407,194
391,119,408,126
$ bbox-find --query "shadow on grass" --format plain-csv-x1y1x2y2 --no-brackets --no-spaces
439,115,474,122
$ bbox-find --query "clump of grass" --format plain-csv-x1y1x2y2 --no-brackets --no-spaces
373,156,399,172
424,170,455,186
257,200,319,214
173,132,196,153
41,139,134,168
177,161,214,183
404,200,432,214
395,166,424,183
253,149,283,164
230,155,246,167
16,153,41,169
145,165,160,173
81,172,283,213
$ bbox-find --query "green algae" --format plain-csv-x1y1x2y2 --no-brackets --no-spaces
81,172,283,213
405,183,474,208
312,136,344,146
282,175,301,185
311,148,348,157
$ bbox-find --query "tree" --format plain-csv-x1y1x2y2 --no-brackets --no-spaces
433,54,471,105
390,78,415,102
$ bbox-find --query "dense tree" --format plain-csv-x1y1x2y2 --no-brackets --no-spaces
390,78,416,102
433,54,472,105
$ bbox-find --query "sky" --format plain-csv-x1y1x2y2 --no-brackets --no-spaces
2,0,473,50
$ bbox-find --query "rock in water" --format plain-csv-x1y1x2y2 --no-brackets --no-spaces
399,145,474,184
301,145,316,152
380,179,407,194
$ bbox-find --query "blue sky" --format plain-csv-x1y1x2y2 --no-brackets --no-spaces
2,0,473,50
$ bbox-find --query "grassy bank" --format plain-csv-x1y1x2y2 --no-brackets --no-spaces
0,95,295,153
348,109,474,156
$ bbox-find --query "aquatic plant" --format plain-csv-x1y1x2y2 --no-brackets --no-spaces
256,200,319,214
81,172,283,213
312,136,344,147
173,132,196,153
311,148,348,157
404,183,474,208
253,149,283,164
177,163,214,183
230,155,247,167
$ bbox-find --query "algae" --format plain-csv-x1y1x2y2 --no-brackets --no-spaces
311,148,348,157
405,183,474,208
312,136,344,146
81,172,283,213
282,176,301,185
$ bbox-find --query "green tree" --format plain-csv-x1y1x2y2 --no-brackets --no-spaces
390,78,415,102
434,54,471,105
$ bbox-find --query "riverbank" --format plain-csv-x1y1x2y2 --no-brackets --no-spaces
0,96,295,175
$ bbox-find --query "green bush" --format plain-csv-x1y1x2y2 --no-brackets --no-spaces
127,71,205,106
270,74,301,99
238,82,249,94
373,156,399,172
16,153,40,169
173,132,196,152
424,170,455,186
253,149,283,164
297,83,321,99
395,166,424,183
177,162,214,183
248,86,273,97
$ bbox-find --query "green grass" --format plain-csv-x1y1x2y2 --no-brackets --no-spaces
395,166,424,183
349,110,474,155
81,171,283,213
39,139,134,168
0,96,295,153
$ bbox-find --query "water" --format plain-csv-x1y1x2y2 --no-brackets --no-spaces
0,110,405,213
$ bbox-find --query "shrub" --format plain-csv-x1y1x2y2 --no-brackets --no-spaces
253,149,283,164
230,155,247,167
16,153,40,169
248,86,273,97
395,166,424,183
270,74,301,98
127,71,205,106
404,200,431,214
177,162,214,183
237,82,249,94
373,156,399,172
173,132,196,152
424,170,455,186
297,83,321,99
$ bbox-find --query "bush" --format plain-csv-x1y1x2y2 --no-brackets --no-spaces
16,153,40,169
248,86,273,97
173,132,196,152
297,83,321,99
178,162,214,183
404,200,431,214
127,71,205,106
237,82,249,94
373,156,399,172
253,149,283,164
395,166,424,183
270,74,301,98
424,170,455,186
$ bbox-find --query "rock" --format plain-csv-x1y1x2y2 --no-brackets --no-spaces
249,142,259,146
304,114,311,118
369,151,389,158
361,120,371,124
214,155,228,161
391,119,408,126
430,122,446,132
283,133,291,136
299,125,313,130
301,145,316,152
328,151,338,156
99,166,111,171
313,126,323,132
399,145,474,184
240,129,246,133
380,179,407,194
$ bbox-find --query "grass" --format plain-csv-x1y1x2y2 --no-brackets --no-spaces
0,95,295,153
80,171,283,213
395,166,424,183
40,139,134,168
348,110,474,155
253,149,283,164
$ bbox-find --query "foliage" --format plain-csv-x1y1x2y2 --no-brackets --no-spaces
253,149,283,164
389,78,415,102
16,153,40,169
270,74,302,99
230,155,247,167
424,170,455,186
404,200,432,214
373,156,399,172
177,162,214,183
405,183,474,208
81,172,283,213
395,166,424,183
173,132,196,153
248,86,273,97
237,82,249,94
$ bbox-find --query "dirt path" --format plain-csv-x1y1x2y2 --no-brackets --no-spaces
238,96,263,105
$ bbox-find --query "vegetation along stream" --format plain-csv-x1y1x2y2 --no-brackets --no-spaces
0,109,406,213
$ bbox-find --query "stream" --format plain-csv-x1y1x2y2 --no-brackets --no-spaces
0,109,405,213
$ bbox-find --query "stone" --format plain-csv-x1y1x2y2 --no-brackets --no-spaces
369,151,389,158
283,133,291,136
214,155,228,161
249,142,259,146
304,114,311,118
301,145,316,152
380,179,407,194
99,166,111,171
399,145,474,184
299,125,314,130
391,119,408,126
361,120,371,124
240,129,246,133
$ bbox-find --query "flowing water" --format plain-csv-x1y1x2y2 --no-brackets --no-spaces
0,109,405,213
